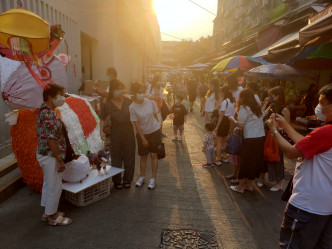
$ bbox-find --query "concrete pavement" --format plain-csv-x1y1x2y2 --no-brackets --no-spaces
0,102,291,249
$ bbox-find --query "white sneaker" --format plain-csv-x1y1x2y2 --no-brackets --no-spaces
172,136,177,141
148,178,156,189
214,161,222,166
135,176,145,187
222,157,229,163
178,136,182,142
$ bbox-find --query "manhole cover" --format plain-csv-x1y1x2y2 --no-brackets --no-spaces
160,229,219,249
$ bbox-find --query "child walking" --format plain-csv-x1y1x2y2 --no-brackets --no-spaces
170,94,187,142
202,122,217,168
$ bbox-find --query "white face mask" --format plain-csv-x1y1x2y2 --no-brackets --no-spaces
53,95,66,107
114,90,124,97
136,93,146,101
315,104,332,121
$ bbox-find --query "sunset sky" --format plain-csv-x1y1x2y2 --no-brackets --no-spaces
153,0,218,41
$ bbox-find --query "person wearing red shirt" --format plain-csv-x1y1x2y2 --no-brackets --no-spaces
266,83,332,249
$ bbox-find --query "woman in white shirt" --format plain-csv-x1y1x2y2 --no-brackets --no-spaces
226,75,243,101
214,86,236,165
229,88,265,193
201,78,221,123
129,82,162,189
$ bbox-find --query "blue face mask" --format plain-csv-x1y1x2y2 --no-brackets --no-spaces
175,99,179,104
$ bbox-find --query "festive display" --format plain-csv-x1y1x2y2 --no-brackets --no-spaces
10,96,103,192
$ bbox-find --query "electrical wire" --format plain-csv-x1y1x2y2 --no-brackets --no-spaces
186,0,216,16
160,32,183,40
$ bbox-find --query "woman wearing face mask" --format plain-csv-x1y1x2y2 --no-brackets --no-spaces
129,82,162,189
105,79,135,189
36,84,72,226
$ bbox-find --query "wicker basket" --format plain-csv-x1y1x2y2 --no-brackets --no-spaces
64,178,111,206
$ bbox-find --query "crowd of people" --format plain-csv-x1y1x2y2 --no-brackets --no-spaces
35,67,332,248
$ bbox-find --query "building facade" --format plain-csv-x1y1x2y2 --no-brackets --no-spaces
213,0,316,50
161,41,179,68
0,0,161,158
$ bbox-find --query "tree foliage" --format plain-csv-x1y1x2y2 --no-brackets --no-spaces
175,36,214,67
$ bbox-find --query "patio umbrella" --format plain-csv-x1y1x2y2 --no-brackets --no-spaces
213,56,269,72
290,42,332,70
1,56,67,110
186,63,209,69
246,64,302,79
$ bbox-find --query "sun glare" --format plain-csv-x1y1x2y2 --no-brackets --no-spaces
153,0,217,41
154,0,194,34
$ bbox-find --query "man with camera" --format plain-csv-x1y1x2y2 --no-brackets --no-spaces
266,83,332,249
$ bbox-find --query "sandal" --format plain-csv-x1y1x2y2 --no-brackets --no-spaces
114,184,123,190
230,185,244,194
48,215,73,226
41,211,64,222
230,179,240,184
123,182,131,189
244,186,254,192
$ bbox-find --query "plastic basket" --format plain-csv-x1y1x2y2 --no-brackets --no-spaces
64,178,110,206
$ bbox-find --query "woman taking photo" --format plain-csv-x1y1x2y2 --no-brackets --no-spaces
201,78,221,123
214,86,236,165
130,82,162,189
230,88,265,193
258,86,290,191
105,79,136,189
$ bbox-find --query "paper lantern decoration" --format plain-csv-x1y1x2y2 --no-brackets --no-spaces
1,56,67,110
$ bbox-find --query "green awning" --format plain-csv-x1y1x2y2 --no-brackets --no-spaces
270,3,286,23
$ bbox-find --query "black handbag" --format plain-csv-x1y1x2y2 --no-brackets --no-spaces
157,143,166,160
281,176,293,201
61,121,77,163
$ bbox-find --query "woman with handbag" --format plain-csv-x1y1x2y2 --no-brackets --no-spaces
130,82,162,189
104,79,136,189
229,88,265,193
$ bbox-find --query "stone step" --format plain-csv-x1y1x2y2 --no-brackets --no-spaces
0,159,18,178
0,167,24,203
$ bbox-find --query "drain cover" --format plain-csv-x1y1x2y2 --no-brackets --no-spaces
160,229,219,248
